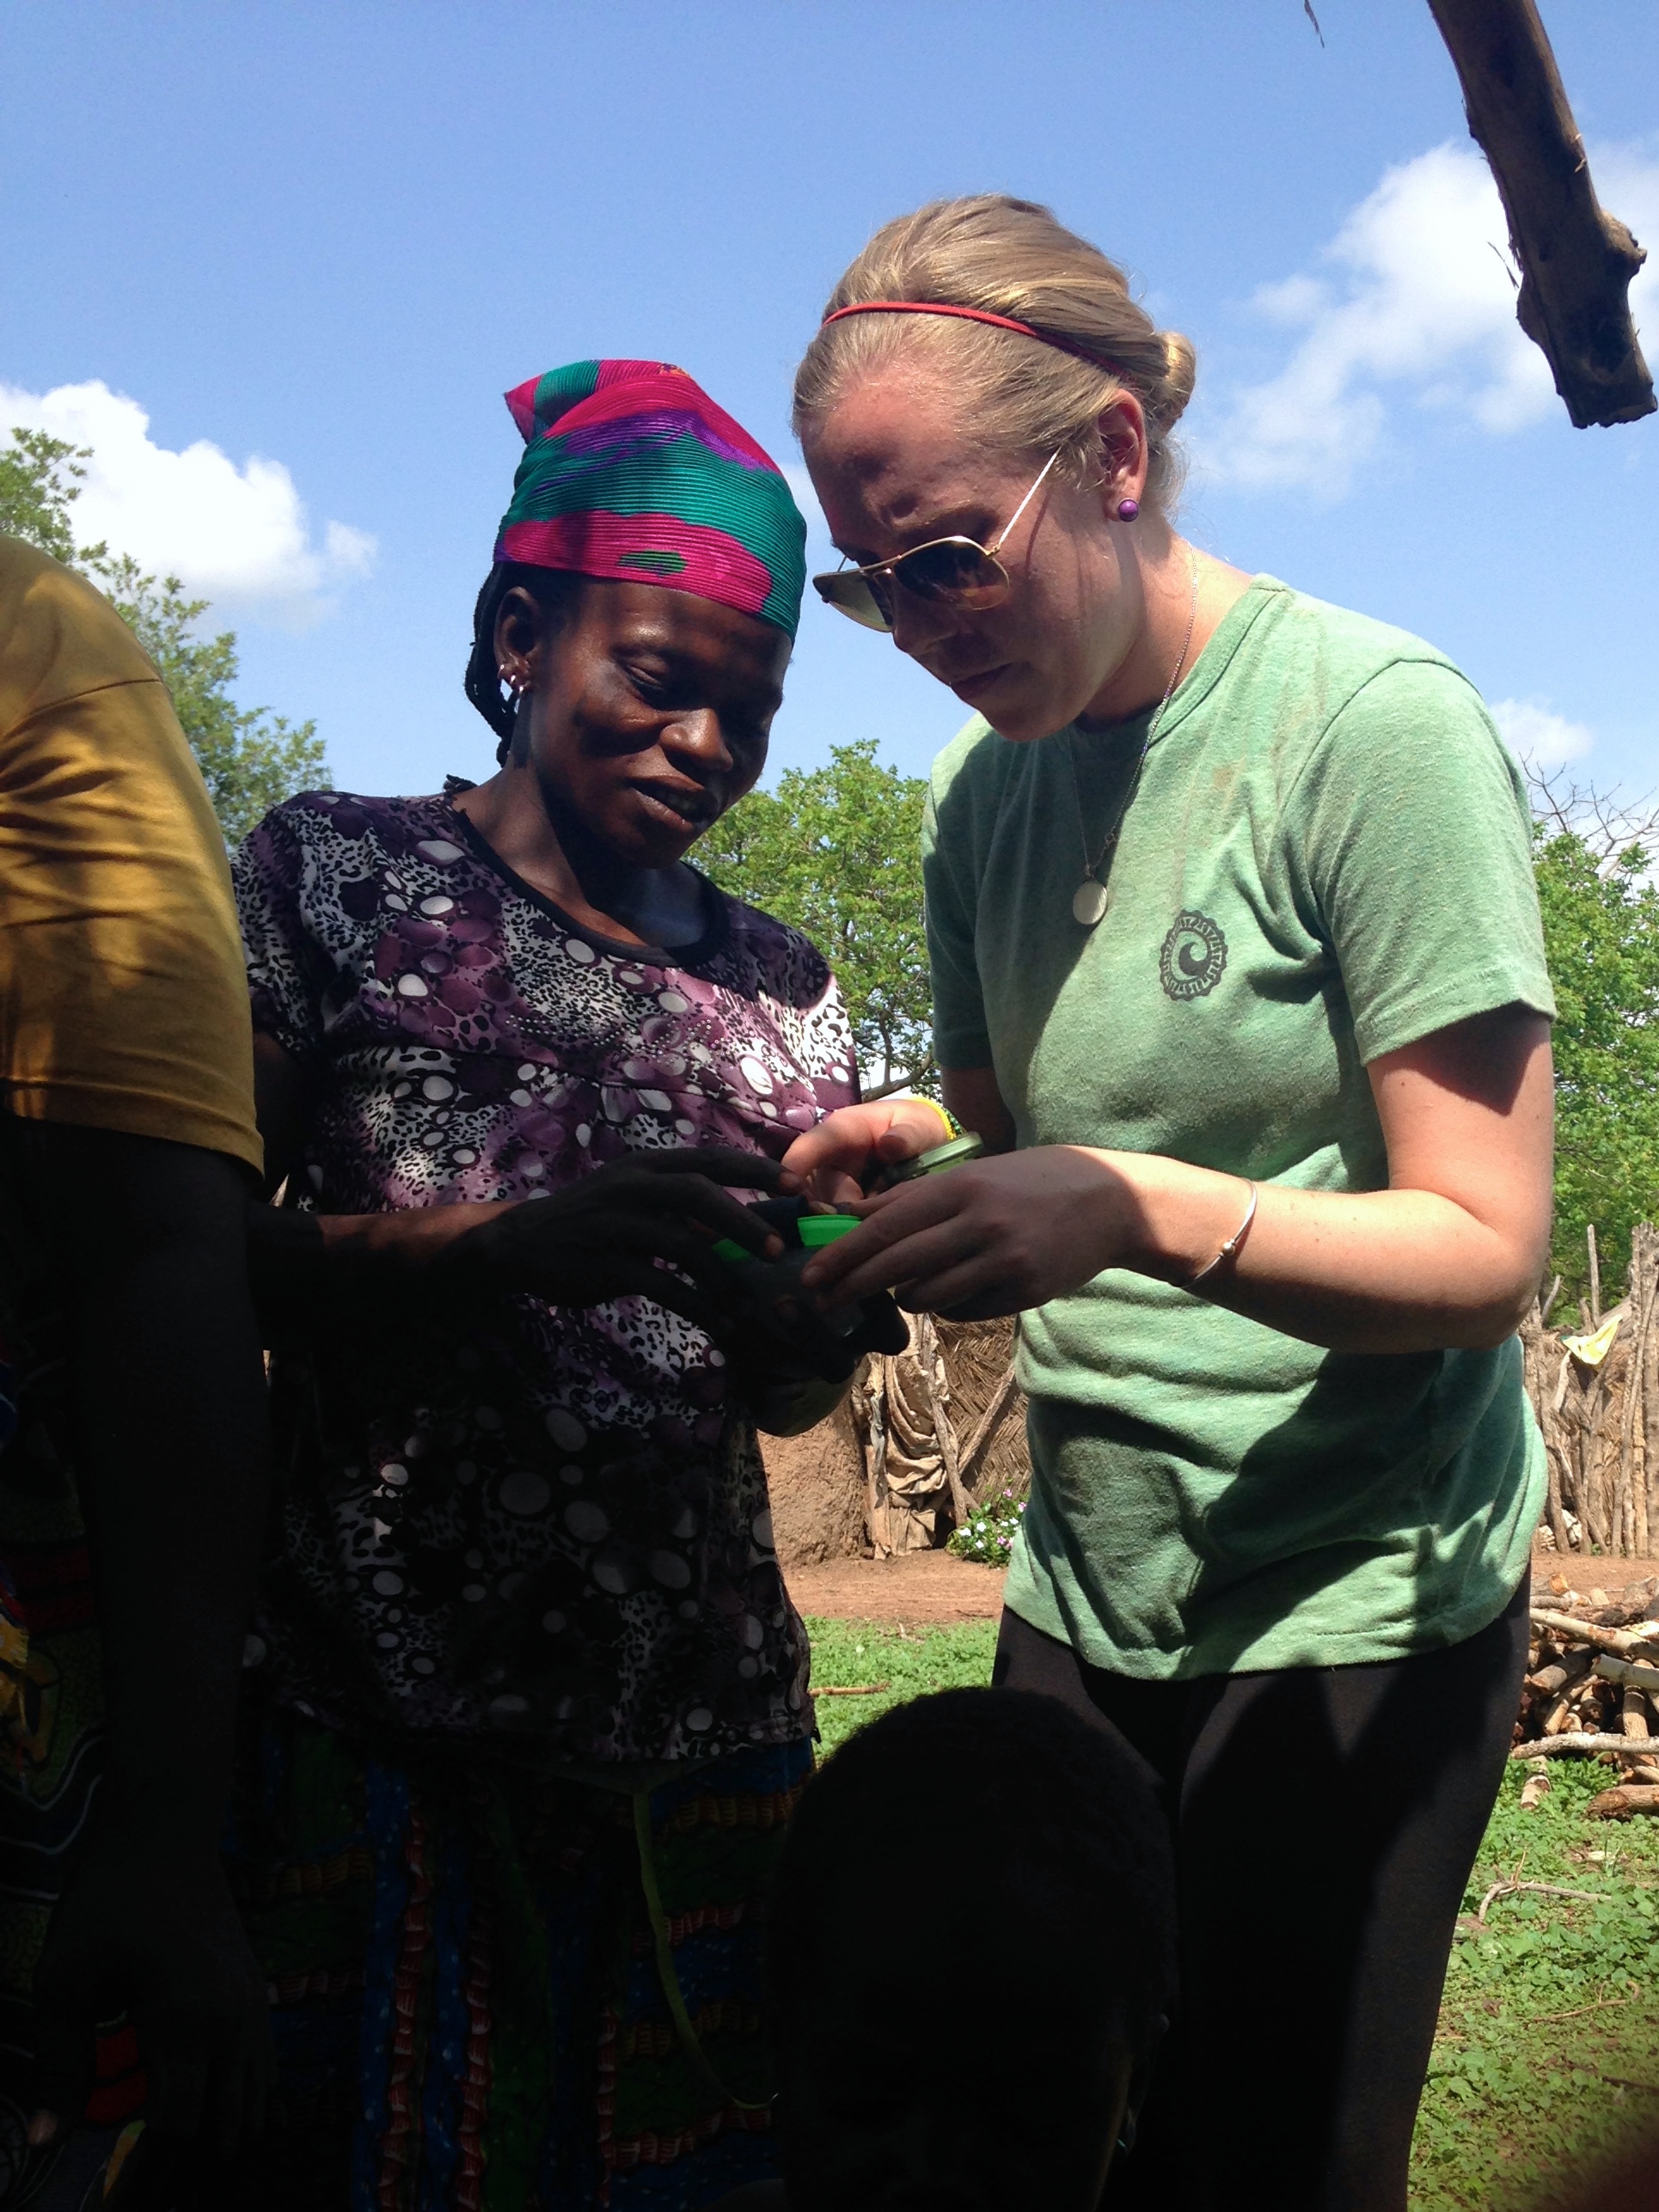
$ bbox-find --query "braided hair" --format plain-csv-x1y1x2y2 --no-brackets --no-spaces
463,565,580,764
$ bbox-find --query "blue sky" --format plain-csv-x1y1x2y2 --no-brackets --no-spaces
3,1,1656,805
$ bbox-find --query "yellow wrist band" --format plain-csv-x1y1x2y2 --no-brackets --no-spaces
910,1097,961,1145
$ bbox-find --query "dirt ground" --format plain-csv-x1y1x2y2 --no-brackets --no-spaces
787,1549,1007,1622
1534,1549,1659,1601
783,1543,1659,1626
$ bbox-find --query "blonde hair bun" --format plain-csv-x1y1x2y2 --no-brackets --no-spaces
794,193,1197,510
1151,331,1197,434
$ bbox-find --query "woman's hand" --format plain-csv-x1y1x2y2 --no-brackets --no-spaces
797,1010,1556,1353
444,1147,797,1332
30,1832,276,2160
780,1098,957,1204
798,1148,1156,1321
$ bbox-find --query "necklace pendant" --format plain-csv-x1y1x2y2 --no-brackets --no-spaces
1072,877,1110,927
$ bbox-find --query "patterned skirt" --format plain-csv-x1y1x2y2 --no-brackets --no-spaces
3,1697,810,2212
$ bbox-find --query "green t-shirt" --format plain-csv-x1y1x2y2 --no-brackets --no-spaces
923,577,1554,1677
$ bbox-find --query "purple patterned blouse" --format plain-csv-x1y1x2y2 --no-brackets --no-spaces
233,786,857,1763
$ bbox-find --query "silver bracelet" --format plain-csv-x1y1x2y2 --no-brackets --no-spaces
1186,1181,1258,1290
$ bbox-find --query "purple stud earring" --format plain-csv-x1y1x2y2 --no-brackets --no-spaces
1116,498,1140,522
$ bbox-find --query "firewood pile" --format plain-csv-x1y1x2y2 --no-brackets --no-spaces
1515,1571,1659,1819
1522,1224,1659,1559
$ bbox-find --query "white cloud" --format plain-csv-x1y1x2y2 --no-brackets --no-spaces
1202,140,1659,496
1491,697,1595,768
0,378,375,626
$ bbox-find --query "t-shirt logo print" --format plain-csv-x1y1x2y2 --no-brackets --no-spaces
1160,910,1227,1001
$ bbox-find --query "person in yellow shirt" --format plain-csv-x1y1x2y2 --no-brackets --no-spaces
0,534,275,2201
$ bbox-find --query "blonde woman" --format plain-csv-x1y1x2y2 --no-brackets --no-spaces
781,196,1554,2212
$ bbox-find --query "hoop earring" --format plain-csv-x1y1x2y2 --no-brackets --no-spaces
1115,498,1140,522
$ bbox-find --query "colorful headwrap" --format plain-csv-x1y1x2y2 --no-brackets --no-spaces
493,360,806,639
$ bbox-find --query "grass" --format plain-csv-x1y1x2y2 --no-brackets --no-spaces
801,1617,1659,2206
1412,1758,1659,2208
802,1614,999,1756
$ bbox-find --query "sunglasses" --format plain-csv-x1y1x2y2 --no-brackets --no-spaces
811,449,1062,632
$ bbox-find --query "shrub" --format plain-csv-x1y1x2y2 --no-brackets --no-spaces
947,1488,1026,1567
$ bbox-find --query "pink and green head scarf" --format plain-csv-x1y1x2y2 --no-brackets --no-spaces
493,359,806,639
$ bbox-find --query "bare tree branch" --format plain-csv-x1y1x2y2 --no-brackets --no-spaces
1427,0,1656,430
1525,760,1659,864
864,1064,937,1103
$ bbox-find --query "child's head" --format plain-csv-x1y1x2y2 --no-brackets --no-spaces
768,1688,1175,2212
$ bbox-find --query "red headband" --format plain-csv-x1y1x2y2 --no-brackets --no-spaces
819,299,1122,376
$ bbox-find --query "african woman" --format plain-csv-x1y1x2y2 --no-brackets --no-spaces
210,360,882,2211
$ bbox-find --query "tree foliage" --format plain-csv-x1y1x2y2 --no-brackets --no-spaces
0,428,328,845
701,738,934,1093
0,428,83,566
1534,826,1659,1309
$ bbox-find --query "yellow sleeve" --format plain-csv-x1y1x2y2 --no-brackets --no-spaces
0,537,263,1176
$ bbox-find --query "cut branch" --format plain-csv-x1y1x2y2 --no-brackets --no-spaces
1595,1653,1659,1698
1426,0,1655,428
1530,1608,1659,1659
1587,1783,1659,1819
1508,1731,1658,1761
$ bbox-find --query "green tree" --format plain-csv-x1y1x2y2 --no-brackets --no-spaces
701,737,934,1094
1534,824,1659,1311
0,427,86,566
1,427,328,845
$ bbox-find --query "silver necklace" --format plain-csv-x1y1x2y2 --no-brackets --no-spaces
1068,552,1199,927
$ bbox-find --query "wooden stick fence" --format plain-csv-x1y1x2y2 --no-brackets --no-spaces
1523,1224,1659,1561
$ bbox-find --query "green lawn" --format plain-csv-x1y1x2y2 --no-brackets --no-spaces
802,1617,1659,2207
1416,1760,1659,2208
803,1615,1000,1755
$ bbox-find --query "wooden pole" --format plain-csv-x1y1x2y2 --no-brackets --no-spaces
865,1364,891,1559
915,1312,971,1531
1631,1228,1654,1555
1587,1224,1601,1326
1426,0,1655,429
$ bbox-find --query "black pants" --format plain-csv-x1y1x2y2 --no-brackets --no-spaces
993,1575,1530,2212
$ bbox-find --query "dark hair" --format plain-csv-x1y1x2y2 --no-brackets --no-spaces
768,1688,1176,2050
463,564,581,763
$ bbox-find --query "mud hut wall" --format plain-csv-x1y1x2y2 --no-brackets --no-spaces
761,1395,869,1569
